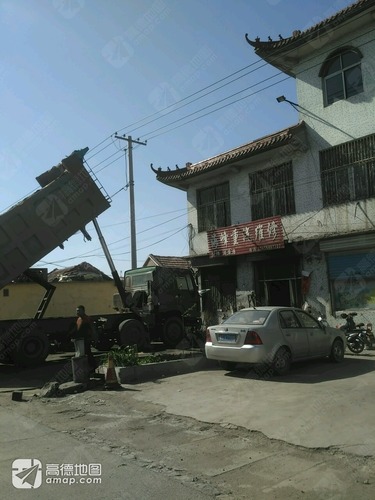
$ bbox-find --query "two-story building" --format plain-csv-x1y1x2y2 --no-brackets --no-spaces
152,0,375,326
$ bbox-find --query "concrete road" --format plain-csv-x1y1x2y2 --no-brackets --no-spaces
0,408,213,500
1,350,375,499
133,351,375,456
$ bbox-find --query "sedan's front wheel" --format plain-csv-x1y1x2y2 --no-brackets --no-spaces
329,338,345,362
272,347,291,376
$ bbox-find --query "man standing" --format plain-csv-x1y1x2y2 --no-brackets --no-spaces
74,305,96,370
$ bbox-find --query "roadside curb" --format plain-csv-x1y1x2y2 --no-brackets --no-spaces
99,355,217,384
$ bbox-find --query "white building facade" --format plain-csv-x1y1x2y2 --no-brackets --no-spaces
153,0,375,327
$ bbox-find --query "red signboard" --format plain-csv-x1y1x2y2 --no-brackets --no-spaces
207,216,284,258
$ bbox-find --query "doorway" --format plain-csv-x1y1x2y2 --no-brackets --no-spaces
255,256,301,307
266,280,291,306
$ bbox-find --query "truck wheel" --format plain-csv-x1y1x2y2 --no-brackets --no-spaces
93,338,115,351
0,348,11,364
119,319,148,351
10,330,50,367
163,317,185,348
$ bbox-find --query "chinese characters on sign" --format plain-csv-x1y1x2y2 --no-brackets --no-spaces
207,216,284,258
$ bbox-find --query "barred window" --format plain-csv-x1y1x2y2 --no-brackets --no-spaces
320,48,363,106
320,133,375,206
249,162,295,220
197,182,230,232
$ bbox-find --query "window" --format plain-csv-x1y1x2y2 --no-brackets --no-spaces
320,133,375,206
320,48,363,106
327,251,375,310
279,310,299,328
249,162,295,220
294,310,321,329
176,275,193,291
223,309,270,325
197,182,230,232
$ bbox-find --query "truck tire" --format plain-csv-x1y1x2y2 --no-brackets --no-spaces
10,330,50,367
93,337,115,351
163,317,185,348
119,319,148,351
0,348,11,363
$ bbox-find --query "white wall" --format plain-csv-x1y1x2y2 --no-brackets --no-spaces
295,30,375,145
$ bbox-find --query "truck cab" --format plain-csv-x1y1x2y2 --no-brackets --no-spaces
113,266,202,348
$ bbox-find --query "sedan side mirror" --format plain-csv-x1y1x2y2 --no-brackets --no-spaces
318,317,328,328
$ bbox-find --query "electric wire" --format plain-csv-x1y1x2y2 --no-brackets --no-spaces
87,23,375,174
25,6,375,268
91,7,375,151
120,62,272,136
39,208,194,267
145,75,290,141
114,60,270,135
139,71,285,140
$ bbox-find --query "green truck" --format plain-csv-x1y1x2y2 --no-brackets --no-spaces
106,265,202,350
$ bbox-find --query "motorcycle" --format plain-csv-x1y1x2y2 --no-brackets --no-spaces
358,322,375,350
339,312,375,353
339,312,365,354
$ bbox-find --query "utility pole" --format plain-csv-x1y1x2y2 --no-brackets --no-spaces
115,134,146,269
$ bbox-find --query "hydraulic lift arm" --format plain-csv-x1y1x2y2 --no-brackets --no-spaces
92,218,129,310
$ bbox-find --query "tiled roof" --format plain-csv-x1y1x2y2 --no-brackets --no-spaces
152,122,305,186
48,261,112,282
245,0,374,56
145,254,192,269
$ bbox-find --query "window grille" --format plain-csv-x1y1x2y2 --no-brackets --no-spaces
320,133,375,205
249,162,295,220
197,182,231,232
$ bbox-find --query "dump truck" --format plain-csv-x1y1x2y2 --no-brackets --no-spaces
0,147,202,366
0,148,111,366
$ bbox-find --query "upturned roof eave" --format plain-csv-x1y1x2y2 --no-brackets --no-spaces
153,121,306,188
245,0,375,74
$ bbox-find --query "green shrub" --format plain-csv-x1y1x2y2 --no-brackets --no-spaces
101,346,170,367
101,345,139,367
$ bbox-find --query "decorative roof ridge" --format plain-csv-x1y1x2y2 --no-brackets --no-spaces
152,121,305,182
192,121,303,168
245,0,375,52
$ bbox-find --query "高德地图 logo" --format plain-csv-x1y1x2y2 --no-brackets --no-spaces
12,459,42,489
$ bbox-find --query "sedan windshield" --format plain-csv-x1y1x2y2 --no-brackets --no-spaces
223,310,270,325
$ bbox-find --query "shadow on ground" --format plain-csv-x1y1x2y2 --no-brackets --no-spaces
225,354,375,384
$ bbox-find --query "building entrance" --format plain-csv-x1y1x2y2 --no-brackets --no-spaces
256,256,301,307
266,279,291,306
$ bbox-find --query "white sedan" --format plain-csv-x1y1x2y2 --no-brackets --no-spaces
205,306,346,375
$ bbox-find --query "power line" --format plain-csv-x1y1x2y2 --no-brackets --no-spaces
114,60,269,136
30,7,375,269
145,76,289,141
82,7,374,166
123,62,272,136
38,208,192,266
39,224,188,266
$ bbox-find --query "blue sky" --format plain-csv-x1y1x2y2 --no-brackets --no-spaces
0,0,355,276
